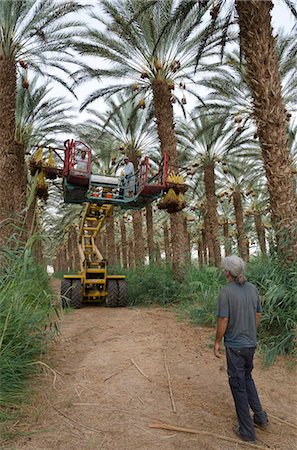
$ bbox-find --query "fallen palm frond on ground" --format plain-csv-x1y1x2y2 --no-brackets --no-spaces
149,421,272,449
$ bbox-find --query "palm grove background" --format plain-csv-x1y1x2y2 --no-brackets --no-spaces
0,0,296,431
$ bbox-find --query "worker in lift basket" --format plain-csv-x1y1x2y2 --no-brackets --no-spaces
123,156,135,197
76,150,88,173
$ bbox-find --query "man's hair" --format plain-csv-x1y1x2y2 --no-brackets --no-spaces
223,255,246,285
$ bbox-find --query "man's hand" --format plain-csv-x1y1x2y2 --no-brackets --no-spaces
214,341,222,358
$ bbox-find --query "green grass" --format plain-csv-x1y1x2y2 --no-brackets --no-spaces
118,256,296,365
0,245,58,428
246,256,297,364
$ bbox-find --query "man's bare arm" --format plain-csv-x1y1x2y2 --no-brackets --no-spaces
214,317,228,358
256,313,261,328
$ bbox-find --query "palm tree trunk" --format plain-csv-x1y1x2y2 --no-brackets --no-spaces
253,211,266,255
223,218,232,256
132,210,144,266
0,59,27,247
236,0,297,262
128,240,135,269
152,80,185,279
163,221,171,262
201,228,208,264
203,162,221,266
232,188,248,260
183,216,191,264
201,204,214,265
145,204,155,264
116,244,121,266
155,243,161,264
120,217,128,268
197,237,204,267
106,209,116,266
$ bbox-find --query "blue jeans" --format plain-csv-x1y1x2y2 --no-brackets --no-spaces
226,347,265,441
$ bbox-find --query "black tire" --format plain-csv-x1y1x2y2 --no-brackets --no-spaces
105,280,119,307
61,279,72,309
118,279,128,307
70,280,82,309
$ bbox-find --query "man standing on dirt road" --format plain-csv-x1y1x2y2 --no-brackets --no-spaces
214,255,268,443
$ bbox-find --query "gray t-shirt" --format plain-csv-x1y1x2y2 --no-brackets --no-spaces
217,281,262,348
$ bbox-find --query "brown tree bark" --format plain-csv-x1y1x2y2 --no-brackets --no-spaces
155,243,161,264
128,240,135,269
197,237,204,267
106,209,116,266
0,59,27,248
223,219,232,256
132,210,145,266
152,80,185,279
145,204,155,264
120,217,128,268
116,244,121,267
201,228,208,264
183,216,191,264
253,211,267,255
201,204,214,265
232,188,248,260
203,162,221,266
236,0,297,262
163,221,171,262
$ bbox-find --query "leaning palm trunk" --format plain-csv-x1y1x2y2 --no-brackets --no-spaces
253,211,266,255
0,59,27,248
203,162,221,266
145,205,155,264
236,0,297,262
152,80,185,280
106,209,116,266
232,188,248,260
132,210,145,266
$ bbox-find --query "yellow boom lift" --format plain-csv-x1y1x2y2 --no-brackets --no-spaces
33,139,170,309
61,203,127,308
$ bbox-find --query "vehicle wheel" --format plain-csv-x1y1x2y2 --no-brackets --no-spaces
61,279,72,308
118,279,128,307
105,280,119,307
70,280,82,309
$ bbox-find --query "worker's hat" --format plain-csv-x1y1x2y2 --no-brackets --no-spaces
124,156,129,160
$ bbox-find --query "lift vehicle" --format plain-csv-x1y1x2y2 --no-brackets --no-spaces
52,140,169,308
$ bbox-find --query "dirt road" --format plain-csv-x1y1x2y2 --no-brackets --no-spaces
9,299,297,450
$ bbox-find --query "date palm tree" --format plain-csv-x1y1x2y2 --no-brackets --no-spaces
177,113,257,265
0,0,86,247
175,0,297,262
14,76,74,239
74,0,222,278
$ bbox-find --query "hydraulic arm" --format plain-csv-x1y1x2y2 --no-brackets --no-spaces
62,202,127,308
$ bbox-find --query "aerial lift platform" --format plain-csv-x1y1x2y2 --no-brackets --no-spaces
51,139,169,308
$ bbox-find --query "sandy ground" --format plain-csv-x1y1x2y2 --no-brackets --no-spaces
4,282,297,450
